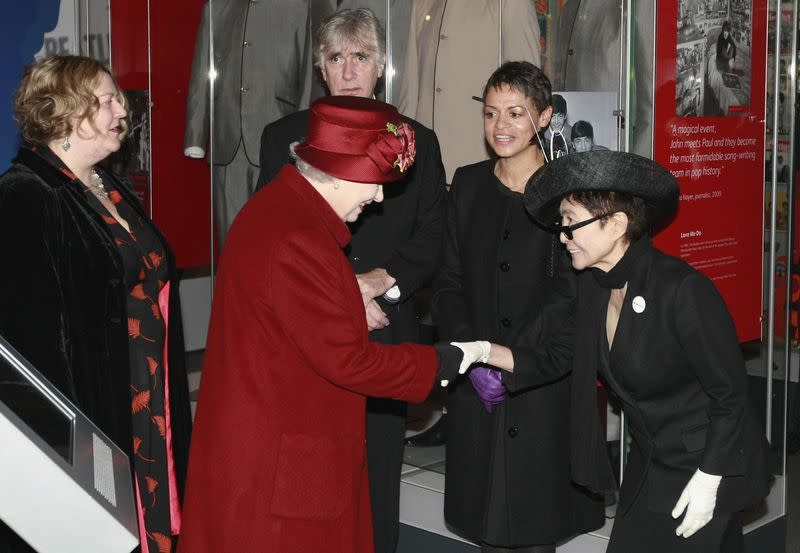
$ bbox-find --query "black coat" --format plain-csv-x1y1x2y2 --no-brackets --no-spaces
569,240,770,520
257,110,446,343
0,147,192,497
432,160,603,546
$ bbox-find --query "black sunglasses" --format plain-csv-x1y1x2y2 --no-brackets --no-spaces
554,213,611,240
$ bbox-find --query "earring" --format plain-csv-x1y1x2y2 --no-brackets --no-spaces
333,182,340,190
61,136,71,152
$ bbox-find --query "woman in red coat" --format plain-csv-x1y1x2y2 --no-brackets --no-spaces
178,96,484,553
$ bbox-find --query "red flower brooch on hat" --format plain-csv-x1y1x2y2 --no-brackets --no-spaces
386,122,416,172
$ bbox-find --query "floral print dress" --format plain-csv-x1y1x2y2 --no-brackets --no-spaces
95,185,174,553
54,164,176,553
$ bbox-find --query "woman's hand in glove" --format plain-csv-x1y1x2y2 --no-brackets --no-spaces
671,468,722,538
468,365,506,412
433,341,491,387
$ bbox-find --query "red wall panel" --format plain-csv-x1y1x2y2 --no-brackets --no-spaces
111,0,211,268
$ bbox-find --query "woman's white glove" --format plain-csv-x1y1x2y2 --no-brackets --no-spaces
671,468,722,538
439,341,491,387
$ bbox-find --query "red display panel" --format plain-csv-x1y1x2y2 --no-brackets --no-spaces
111,0,210,268
653,0,768,342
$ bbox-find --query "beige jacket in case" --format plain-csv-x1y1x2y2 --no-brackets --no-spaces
399,0,541,182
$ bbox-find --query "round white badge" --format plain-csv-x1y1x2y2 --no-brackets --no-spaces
631,296,646,314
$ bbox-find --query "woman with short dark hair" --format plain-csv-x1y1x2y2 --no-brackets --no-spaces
433,61,603,553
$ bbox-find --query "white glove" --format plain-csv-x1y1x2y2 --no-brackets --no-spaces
184,146,206,159
671,468,722,538
440,341,491,387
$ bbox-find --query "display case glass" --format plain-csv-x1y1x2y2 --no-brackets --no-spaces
134,0,793,550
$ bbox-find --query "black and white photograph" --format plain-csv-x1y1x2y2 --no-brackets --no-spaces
543,91,618,159
101,89,151,206
676,0,753,116
106,89,150,176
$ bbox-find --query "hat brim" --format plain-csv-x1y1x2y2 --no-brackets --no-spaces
295,143,406,184
523,151,679,229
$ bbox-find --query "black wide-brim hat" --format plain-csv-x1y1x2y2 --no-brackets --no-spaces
523,150,679,228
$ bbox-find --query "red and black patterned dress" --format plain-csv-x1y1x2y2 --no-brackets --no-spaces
84,179,175,553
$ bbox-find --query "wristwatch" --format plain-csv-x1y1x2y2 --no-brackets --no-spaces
382,285,401,304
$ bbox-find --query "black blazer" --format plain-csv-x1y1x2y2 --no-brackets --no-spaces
570,239,770,515
257,109,446,343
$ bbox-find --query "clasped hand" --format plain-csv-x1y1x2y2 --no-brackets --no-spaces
437,341,491,387
355,268,396,331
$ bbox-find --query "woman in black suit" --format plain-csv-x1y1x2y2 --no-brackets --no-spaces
517,151,770,552
432,61,603,553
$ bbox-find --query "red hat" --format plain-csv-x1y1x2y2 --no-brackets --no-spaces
294,96,416,183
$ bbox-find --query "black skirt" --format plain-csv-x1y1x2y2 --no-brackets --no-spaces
607,480,743,553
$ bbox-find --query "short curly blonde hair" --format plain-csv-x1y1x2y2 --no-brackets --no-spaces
14,55,129,145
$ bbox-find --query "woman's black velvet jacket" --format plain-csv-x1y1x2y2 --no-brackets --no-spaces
0,147,191,498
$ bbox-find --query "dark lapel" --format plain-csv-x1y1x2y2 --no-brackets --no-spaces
607,244,655,398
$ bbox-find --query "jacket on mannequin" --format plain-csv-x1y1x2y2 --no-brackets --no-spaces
183,0,314,165
551,0,654,157
398,0,541,182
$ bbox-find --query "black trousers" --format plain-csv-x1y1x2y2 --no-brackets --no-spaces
367,396,408,553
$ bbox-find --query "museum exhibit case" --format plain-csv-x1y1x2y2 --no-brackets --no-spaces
0,0,795,551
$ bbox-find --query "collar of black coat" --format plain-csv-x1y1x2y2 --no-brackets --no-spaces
589,236,651,289
15,145,124,197
14,144,81,186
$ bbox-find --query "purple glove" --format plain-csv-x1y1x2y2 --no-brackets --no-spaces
468,365,506,412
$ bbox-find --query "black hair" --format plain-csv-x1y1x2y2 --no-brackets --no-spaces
566,190,648,242
482,61,552,113
571,120,595,141
551,94,567,115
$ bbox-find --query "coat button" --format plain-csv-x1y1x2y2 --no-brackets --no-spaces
436,87,443,93
508,426,519,438
501,317,511,327
499,261,510,272
503,230,510,240
240,86,249,93
440,34,448,40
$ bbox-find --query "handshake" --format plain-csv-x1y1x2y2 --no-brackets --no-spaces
434,341,507,412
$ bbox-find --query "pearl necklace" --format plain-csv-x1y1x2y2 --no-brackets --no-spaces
88,168,109,200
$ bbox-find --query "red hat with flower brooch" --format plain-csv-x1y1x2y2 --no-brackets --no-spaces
294,96,416,183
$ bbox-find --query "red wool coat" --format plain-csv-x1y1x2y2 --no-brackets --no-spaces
178,165,439,553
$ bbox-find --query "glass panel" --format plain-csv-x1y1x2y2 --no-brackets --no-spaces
759,0,794,511
0,343,73,465
78,0,111,65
